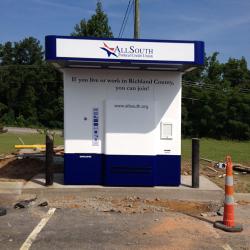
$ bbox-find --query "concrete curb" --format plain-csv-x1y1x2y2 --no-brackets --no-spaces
22,187,224,202
235,193,250,202
19,174,224,202
0,175,226,202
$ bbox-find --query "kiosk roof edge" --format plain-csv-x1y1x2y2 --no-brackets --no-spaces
45,35,204,72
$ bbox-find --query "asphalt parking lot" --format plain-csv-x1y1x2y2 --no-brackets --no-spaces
0,194,249,250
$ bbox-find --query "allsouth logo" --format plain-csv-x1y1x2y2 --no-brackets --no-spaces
100,42,154,59
100,43,118,57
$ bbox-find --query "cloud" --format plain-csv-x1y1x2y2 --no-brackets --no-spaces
175,15,205,23
31,0,93,14
191,15,250,38
225,15,250,27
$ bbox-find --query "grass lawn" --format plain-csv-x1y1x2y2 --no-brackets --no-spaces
182,138,250,165
182,138,250,193
0,132,64,155
1,133,249,166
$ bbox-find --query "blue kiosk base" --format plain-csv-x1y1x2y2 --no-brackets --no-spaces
64,154,181,186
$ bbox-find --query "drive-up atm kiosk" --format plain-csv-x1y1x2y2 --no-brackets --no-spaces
45,36,204,186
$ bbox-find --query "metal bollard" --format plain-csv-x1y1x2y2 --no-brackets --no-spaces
45,133,54,186
192,138,200,188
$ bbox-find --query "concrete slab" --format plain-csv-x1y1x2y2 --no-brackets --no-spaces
21,174,224,202
23,173,222,191
0,181,24,194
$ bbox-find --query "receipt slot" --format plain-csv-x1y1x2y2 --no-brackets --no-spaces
161,122,173,140
45,36,204,186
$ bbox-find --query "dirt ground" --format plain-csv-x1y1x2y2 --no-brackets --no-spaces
0,155,249,192
41,195,221,214
0,157,63,182
182,161,250,193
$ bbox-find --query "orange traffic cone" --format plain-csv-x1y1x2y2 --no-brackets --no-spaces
214,156,243,232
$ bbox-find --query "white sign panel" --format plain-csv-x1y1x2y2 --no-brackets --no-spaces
64,69,181,155
56,38,195,62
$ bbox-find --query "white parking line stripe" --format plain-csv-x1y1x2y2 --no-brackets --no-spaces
20,208,56,250
206,224,221,239
222,244,233,250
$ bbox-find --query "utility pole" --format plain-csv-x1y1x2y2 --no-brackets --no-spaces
134,0,140,39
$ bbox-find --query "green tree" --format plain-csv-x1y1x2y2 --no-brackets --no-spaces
0,41,14,65
204,52,223,85
0,37,63,128
71,1,113,38
223,57,250,88
182,53,250,140
14,37,43,65
226,90,250,139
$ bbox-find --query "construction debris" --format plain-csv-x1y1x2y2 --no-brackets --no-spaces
215,162,226,169
14,197,37,209
38,201,48,207
200,212,217,217
218,174,226,178
233,164,250,173
206,166,218,173
53,145,64,155
217,206,224,216
14,144,64,157
200,158,216,164
0,207,7,216
201,157,249,175
15,144,46,149
0,154,16,160
3,144,65,161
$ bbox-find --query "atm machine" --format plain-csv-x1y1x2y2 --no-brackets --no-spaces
45,36,204,186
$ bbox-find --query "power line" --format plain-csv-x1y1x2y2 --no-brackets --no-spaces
182,81,250,93
0,65,52,69
120,0,134,38
118,0,134,38
118,0,132,38
183,80,250,91
182,97,201,101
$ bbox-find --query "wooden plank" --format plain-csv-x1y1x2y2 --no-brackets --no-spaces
233,164,250,173
15,145,46,149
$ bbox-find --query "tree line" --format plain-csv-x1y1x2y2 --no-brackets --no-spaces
0,2,249,140
0,2,111,130
182,53,250,140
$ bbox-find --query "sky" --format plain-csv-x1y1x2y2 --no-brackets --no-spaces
0,0,249,65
